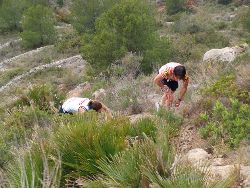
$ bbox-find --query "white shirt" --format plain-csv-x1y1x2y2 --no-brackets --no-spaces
62,97,90,113
159,62,181,75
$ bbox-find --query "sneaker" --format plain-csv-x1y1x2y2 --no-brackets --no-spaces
155,102,160,111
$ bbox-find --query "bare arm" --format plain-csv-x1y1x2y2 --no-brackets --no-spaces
154,73,165,88
179,77,189,101
100,103,113,118
78,106,87,113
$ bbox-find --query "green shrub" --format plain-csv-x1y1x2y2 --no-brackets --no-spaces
57,0,64,7
155,108,183,137
242,8,250,32
96,140,157,187
199,99,250,147
194,31,230,48
165,0,186,15
13,84,65,112
217,0,232,5
131,118,157,141
55,30,81,54
0,0,25,33
70,0,119,33
54,113,157,180
83,119,214,188
202,74,250,103
21,5,56,49
81,0,172,74
0,107,53,167
7,142,61,188
143,36,173,73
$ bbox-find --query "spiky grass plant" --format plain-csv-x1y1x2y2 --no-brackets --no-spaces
155,108,183,137
90,138,158,188
79,120,174,187
7,142,61,188
54,113,158,181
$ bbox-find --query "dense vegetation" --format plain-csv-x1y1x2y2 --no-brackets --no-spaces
0,0,249,187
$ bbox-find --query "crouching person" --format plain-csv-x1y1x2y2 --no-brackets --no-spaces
59,97,112,117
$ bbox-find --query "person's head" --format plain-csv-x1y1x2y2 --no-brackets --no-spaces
173,65,186,80
88,100,102,112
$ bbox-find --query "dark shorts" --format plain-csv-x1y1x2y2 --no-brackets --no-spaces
58,106,73,115
161,79,178,92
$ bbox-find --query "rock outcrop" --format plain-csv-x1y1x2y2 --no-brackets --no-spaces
203,44,248,62
184,148,250,187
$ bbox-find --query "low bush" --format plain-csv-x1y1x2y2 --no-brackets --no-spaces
21,5,56,49
53,113,158,181
55,30,81,54
7,141,61,188
217,0,232,4
13,84,65,112
194,31,230,48
202,74,250,104
165,0,186,15
199,99,250,147
242,8,250,32
155,108,183,137
0,107,53,167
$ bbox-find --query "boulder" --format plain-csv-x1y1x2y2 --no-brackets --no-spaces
203,44,248,62
67,82,91,98
129,113,155,124
211,158,225,166
241,166,250,179
209,165,236,180
92,88,106,100
186,148,211,166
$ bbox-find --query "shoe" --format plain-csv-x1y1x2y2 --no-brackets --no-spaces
155,102,160,111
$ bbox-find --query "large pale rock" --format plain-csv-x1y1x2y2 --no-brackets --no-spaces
67,82,91,98
92,88,106,100
209,165,236,180
241,167,250,188
186,148,211,165
241,166,250,179
211,158,225,166
203,44,248,62
129,113,155,124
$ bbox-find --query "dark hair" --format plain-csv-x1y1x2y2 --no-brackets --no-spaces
88,101,102,112
174,65,186,80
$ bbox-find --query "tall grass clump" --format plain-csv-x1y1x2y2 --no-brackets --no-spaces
0,107,54,167
53,113,158,182
13,84,65,112
7,142,61,188
155,108,183,137
81,120,215,187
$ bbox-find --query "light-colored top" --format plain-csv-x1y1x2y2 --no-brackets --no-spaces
62,97,90,113
159,62,181,79
158,62,189,83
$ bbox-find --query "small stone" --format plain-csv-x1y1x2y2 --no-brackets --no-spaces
211,158,224,166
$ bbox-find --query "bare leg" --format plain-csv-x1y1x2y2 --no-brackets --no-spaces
161,90,174,108
166,91,174,107
161,92,168,106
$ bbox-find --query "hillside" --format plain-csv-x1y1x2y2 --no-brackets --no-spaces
0,0,249,187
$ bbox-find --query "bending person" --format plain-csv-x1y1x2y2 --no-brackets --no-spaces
59,97,112,117
154,62,189,107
